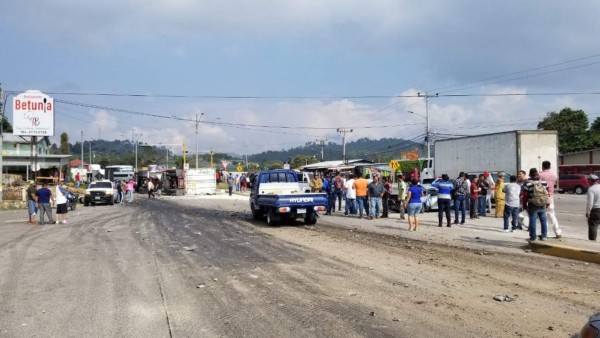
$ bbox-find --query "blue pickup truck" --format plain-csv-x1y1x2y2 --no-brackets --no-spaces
249,170,328,225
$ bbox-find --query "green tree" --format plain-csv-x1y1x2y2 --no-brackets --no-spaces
591,116,600,133
537,107,589,153
291,155,318,169
60,132,70,154
1,116,13,133
268,161,284,169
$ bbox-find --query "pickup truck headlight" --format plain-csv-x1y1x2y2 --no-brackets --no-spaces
85,191,91,196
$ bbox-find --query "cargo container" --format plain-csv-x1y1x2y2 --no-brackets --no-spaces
433,130,559,179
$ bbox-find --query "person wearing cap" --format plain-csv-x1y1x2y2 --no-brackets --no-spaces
586,174,600,241
26,180,38,224
55,179,69,224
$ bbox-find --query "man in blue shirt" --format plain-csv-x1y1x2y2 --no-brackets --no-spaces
432,174,455,227
35,182,55,225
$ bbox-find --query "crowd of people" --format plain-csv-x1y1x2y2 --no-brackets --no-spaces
26,179,70,226
305,160,600,242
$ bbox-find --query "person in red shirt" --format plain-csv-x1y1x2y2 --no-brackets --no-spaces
470,175,480,219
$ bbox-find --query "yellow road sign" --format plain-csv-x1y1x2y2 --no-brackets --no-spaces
389,160,399,171
236,165,243,172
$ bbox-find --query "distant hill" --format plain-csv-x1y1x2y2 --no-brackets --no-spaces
56,137,424,169
247,137,424,163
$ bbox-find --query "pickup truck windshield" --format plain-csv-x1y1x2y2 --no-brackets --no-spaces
90,182,112,189
260,172,296,183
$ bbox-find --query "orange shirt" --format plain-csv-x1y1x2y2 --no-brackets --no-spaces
353,178,369,197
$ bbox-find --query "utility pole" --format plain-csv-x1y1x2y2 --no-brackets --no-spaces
336,128,353,164
417,92,438,159
210,148,214,168
131,131,143,172
315,137,327,161
80,131,84,169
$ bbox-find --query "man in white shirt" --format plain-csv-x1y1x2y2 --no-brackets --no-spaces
586,174,600,241
502,175,521,232
344,174,357,216
539,161,562,238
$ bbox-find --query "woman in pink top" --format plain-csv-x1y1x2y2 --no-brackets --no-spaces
125,180,135,202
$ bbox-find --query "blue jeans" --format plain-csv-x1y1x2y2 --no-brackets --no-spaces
478,196,486,215
453,195,466,223
370,197,382,217
504,205,519,230
356,196,368,217
326,193,335,214
528,206,548,239
344,197,357,215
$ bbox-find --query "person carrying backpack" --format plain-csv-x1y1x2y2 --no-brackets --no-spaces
523,167,550,241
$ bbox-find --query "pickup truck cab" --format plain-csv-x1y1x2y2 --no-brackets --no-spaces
84,180,115,206
250,170,328,225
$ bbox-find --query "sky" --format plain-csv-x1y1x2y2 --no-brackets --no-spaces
2,1,600,158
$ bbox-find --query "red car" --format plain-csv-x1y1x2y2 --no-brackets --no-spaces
558,174,592,195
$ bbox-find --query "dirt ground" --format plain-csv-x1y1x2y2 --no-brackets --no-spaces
176,196,599,337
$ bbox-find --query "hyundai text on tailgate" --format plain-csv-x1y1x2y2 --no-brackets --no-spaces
250,170,328,225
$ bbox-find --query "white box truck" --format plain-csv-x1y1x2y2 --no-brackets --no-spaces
433,130,559,179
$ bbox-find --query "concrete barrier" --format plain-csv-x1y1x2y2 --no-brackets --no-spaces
529,241,600,264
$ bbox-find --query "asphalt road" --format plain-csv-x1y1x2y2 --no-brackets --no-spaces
0,199,406,337
0,194,597,337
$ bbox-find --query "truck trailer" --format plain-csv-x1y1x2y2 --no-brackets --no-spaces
433,130,559,179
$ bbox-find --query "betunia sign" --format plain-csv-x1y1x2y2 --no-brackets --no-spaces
12,90,55,136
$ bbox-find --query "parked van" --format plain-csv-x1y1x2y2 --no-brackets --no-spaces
558,174,592,195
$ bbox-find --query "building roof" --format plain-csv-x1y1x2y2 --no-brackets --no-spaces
300,159,374,170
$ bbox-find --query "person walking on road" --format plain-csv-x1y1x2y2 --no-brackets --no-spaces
125,179,135,202
405,178,424,231
55,179,69,224
586,174,600,241
539,161,562,238
502,175,521,232
26,181,38,224
147,179,155,199
367,175,384,219
227,173,235,196
353,173,369,219
494,173,506,218
523,168,549,241
432,174,454,227
35,182,55,225
397,174,407,220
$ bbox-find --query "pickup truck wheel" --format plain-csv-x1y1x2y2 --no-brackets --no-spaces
84,201,89,207
109,199,115,205
304,214,317,225
251,204,262,220
267,208,278,226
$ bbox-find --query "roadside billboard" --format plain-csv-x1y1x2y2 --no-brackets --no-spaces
12,90,55,136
